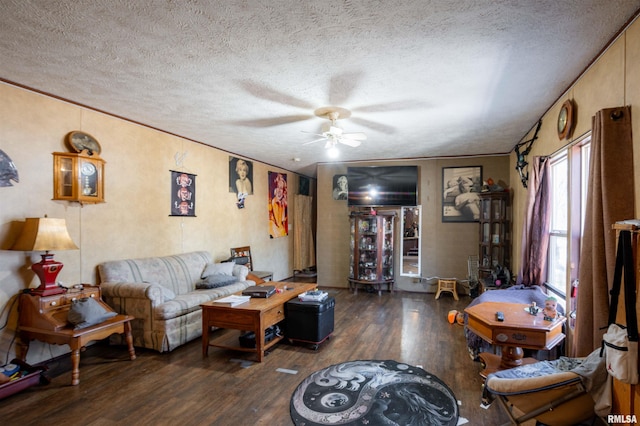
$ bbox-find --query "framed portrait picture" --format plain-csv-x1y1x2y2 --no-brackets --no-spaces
332,174,348,200
170,170,196,216
442,166,482,222
299,176,310,196
229,156,253,195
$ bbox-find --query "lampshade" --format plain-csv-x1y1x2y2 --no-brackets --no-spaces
11,217,78,252
11,217,78,296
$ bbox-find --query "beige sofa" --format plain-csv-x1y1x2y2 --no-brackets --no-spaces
97,251,253,352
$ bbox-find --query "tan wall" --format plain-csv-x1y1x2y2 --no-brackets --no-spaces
510,17,640,279
317,156,510,293
0,83,313,363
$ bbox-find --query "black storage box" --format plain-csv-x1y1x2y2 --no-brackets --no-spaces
239,325,281,348
285,297,335,348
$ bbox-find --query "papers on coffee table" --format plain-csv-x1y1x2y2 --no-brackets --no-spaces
213,295,251,307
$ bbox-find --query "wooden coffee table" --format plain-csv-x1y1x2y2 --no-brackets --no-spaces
201,282,317,362
465,301,566,377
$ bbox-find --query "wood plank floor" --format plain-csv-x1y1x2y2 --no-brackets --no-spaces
0,287,511,425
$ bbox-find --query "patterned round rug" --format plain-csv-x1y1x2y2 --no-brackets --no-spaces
290,360,458,425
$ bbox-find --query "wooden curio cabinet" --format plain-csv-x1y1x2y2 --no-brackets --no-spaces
53,152,105,204
478,191,510,288
348,211,396,295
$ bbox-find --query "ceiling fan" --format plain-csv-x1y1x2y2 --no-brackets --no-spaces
302,106,367,149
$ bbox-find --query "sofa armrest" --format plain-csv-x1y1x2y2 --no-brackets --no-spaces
101,281,165,304
232,264,249,281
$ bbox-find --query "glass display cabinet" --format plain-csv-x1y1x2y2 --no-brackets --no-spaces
348,211,396,295
478,191,510,289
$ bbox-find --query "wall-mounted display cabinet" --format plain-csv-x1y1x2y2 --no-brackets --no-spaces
53,152,105,204
478,191,510,288
348,211,395,295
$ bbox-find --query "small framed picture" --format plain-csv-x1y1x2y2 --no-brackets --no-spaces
299,176,310,196
332,174,348,200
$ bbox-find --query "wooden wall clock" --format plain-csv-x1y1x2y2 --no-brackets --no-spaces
557,99,574,140
52,152,105,204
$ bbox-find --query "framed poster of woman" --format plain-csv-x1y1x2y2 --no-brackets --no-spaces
229,157,253,195
442,166,482,222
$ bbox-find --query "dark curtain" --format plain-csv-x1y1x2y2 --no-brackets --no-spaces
572,106,634,357
517,156,551,287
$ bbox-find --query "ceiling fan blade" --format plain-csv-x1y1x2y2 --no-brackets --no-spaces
353,99,430,113
342,132,367,140
229,115,313,127
328,71,363,105
329,126,343,136
339,138,362,147
237,80,314,109
302,137,327,145
350,117,397,135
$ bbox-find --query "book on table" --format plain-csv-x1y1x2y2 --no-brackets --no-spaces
213,295,251,307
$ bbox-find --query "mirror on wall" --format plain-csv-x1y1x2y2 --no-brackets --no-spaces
400,206,421,276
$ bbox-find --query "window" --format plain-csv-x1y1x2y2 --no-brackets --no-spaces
545,135,591,308
547,154,568,296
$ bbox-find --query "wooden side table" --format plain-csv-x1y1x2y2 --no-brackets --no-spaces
465,301,566,377
17,286,136,385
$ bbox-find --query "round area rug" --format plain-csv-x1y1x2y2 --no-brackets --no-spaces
290,360,458,425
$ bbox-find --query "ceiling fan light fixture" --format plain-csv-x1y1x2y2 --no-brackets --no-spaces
302,106,365,150
327,146,339,158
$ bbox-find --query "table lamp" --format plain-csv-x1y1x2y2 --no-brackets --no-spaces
11,217,79,296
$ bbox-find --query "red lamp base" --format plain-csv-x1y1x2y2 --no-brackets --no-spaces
30,253,66,296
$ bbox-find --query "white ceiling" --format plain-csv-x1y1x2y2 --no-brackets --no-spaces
1,1,639,177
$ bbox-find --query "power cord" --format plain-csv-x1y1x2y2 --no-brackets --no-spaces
0,294,19,365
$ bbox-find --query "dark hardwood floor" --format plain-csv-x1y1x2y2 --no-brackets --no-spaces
0,286,511,425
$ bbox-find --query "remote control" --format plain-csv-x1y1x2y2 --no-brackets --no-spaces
496,311,504,321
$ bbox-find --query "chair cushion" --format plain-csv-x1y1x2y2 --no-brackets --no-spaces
67,297,117,329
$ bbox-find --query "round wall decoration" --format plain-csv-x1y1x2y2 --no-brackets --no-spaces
557,99,574,140
66,131,102,156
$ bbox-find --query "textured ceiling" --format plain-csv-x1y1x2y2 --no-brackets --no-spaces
1,1,639,177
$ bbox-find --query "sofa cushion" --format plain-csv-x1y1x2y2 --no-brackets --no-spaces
154,281,252,320
202,262,235,278
195,274,238,289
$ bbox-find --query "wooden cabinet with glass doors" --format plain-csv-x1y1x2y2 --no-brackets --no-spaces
478,191,510,290
348,211,396,295
53,152,105,204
